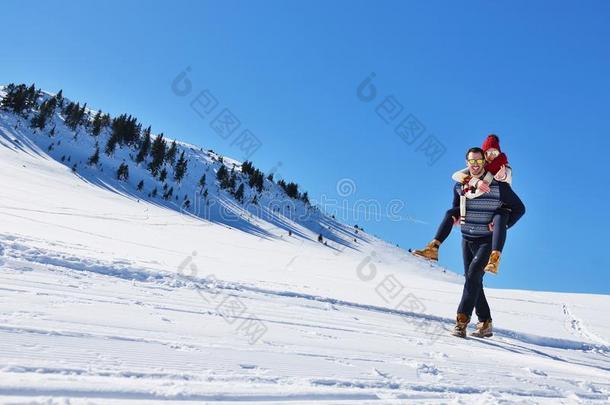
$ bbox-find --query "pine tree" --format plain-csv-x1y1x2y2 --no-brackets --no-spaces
65,102,82,130
110,114,141,146
79,103,87,126
55,89,63,108
91,110,103,136
30,97,57,129
163,186,174,200
166,140,177,165
136,126,151,163
1,83,30,114
241,160,254,175
105,132,119,156
137,180,144,191
101,113,111,128
117,163,129,181
174,151,188,182
151,187,158,198
228,172,237,191
26,83,38,108
216,165,229,189
148,133,166,176
248,169,264,192
198,174,206,190
234,183,245,202
63,101,74,118
88,144,100,166
159,167,168,182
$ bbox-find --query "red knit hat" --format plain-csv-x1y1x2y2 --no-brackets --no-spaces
482,134,501,152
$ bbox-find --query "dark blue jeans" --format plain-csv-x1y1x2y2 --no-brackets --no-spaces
457,237,492,322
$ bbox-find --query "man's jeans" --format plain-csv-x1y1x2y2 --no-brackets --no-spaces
457,236,493,322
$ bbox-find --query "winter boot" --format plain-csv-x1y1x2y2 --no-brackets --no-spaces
451,313,470,338
484,250,501,274
471,320,493,338
411,240,440,261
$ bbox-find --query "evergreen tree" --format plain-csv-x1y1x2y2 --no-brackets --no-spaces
166,140,177,165
26,83,38,108
174,151,188,182
91,110,103,136
117,163,129,181
228,172,237,191
1,83,30,113
198,174,206,190
30,97,57,129
65,102,84,130
234,183,245,202
110,114,141,146
55,89,64,107
163,186,174,200
88,144,100,166
151,187,158,198
216,165,229,189
136,126,151,163
63,101,74,118
105,131,119,156
79,103,87,126
241,160,254,175
148,133,166,176
101,113,111,128
159,167,168,182
137,180,144,191
248,169,264,192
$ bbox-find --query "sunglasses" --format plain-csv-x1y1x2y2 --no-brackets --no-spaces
485,149,500,158
467,159,485,165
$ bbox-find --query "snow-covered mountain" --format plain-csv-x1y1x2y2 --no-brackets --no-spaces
1,84,609,404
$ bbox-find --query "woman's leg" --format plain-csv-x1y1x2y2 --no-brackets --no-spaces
434,207,461,244
485,209,510,274
412,207,460,261
491,210,510,252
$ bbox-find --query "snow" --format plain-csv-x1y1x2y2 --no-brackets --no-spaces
1,91,609,403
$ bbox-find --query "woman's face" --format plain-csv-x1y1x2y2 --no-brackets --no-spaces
485,148,500,162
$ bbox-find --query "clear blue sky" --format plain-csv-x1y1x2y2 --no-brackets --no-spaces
2,0,609,294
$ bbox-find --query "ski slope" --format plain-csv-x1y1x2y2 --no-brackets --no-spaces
1,102,610,403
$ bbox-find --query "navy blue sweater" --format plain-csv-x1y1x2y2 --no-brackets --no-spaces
452,175,525,240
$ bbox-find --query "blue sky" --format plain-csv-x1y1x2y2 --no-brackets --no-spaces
2,0,609,294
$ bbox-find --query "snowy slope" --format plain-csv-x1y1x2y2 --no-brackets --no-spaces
1,88,610,404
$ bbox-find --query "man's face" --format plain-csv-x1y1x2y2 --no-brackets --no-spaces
467,152,485,176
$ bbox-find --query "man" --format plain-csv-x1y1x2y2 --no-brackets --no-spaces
452,147,525,338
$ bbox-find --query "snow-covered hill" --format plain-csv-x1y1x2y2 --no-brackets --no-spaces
1,84,609,404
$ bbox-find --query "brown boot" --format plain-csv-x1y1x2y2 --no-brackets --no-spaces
484,250,501,274
451,313,470,338
411,240,440,261
471,320,493,338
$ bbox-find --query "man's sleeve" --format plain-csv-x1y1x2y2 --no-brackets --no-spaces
452,185,460,208
499,183,525,228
